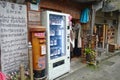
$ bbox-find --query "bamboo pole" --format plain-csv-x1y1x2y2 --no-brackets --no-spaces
20,64,25,80
28,42,33,80
103,24,106,48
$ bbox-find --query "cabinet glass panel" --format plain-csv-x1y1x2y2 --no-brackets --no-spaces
49,14,66,60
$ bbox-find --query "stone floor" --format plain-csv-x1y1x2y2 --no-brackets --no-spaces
55,50,120,80
55,57,86,80
57,52,120,80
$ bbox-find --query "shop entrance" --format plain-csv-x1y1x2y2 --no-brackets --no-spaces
94,24,108,49
70,20,82,59
94,24,116,55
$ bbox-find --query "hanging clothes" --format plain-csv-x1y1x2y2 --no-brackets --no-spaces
80,8,90,23
73,23,80,39
70,27,75,51
73,23,82,57
77,26,82,48
70,26,75,58
73,23,81,46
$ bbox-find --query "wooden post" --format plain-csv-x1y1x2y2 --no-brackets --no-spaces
90,8,96,36
20,64,25,80
103,25,106,48
90,8,96,49
28,42,34,80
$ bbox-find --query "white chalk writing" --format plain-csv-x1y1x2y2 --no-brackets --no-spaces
0,1,28,74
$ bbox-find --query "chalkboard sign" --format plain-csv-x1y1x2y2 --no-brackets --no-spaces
0,1,28,74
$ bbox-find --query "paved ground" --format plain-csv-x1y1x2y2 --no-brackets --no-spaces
59,53,120,80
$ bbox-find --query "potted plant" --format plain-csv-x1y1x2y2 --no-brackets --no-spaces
84,48,96,64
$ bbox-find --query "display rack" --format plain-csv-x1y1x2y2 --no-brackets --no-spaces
107,27,115,52
107,27,115,44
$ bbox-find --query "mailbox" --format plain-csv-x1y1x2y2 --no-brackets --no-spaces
29,26,46,79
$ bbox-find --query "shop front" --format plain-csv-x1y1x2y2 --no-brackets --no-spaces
94,9,120,60
0,0,88,79
0,0,104,80
39,0,94,79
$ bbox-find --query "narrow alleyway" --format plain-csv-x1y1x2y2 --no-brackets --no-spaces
59,53,120,80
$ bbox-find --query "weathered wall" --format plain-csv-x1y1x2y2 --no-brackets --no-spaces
40,0,91,19
117,13,120,45
95,10,118,24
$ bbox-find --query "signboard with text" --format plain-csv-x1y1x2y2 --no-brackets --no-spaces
0,1,28,73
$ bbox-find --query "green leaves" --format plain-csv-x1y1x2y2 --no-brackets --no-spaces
85,48,94,54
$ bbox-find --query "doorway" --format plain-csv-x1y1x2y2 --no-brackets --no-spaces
94,24,108,49
70,19,82,59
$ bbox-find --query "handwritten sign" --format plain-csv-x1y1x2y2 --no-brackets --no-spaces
0,1,28,73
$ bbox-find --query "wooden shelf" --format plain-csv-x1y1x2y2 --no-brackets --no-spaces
107,27,115,44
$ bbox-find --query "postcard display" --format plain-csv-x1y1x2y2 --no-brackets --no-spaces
0,1,28,73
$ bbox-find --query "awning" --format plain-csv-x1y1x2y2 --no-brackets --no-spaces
102,0,120,12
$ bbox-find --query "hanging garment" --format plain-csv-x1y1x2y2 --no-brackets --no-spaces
73,23,82,57
73,23,80,30
74,39,81,57
80,8,90,23
77,25,82,48
73,22,82,48
70,28,75,51
70,26,75,58
73,23,81,39
78,37,82,48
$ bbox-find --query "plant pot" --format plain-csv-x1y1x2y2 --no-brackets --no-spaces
86,54,91,62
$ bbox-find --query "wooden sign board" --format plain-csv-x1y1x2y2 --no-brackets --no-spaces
28,11,40,22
